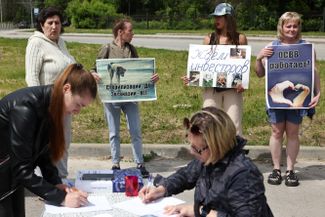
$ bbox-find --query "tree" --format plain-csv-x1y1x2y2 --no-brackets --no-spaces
66,0,120,28
44,0,70,12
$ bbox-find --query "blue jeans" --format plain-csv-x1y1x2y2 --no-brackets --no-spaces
55,114,71,178
104,102,144,164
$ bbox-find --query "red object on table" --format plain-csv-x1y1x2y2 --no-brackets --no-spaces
125,175,139,196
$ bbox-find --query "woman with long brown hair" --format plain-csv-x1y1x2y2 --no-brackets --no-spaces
91,19,159,177
182,3,247,136
0,63,97,217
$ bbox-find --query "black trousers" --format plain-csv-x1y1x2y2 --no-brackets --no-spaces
0,187,25,217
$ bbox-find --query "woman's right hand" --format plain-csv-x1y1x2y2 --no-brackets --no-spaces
91,72,101,82
256,47,274,61
138,185,166,203
62,188,89,208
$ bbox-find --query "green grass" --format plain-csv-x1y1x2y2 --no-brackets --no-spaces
0,37,324,146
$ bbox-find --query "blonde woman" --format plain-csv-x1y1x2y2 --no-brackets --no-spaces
139,107,273,217
255,12,321,187
182,3,247,136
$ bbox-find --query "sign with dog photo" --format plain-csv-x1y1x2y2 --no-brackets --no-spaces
266,43,314,109
186,44,251,89
96,58,156,102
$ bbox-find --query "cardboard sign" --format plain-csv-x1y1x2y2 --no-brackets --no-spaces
187,44,251,89
96,58,157,103
266,43,314,109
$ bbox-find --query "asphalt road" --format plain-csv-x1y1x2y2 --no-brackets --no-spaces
26,156,325,217
0,29,325,60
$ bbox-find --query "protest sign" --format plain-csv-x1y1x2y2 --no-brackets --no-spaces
266,43,314,109
187,44,251,89
96,58,156,103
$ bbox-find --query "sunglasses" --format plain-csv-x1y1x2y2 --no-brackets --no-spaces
190,144,209,155
183,118,203,135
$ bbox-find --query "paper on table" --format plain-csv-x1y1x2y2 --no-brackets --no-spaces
113,197,185,216
45,195,112,214
92,214,112,217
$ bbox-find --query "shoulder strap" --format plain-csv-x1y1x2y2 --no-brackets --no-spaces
127,43,138,58
102,43,110,58
91,43,110,72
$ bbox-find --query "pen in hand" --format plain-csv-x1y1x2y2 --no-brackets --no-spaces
146,174,153,195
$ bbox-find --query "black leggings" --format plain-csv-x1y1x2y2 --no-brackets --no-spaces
0,187,25,217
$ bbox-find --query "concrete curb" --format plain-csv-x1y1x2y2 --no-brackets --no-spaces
70,143,325,161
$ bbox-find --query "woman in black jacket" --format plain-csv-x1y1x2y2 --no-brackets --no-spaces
139,107,273,217
0,63,97,217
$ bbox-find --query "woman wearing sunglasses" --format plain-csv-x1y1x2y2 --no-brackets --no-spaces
139,107,273,217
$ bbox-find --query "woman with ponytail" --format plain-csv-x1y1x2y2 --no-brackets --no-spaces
0,63,97,217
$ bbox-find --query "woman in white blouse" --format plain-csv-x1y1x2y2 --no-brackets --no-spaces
25,7,75,180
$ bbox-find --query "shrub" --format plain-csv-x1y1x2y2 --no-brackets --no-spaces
133,20,168,30
303,18,323,32
66,0,120,29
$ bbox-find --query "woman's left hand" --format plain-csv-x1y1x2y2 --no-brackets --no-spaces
151,73,159,83
309,92,320,108
164,204,194,217
236,83,245,93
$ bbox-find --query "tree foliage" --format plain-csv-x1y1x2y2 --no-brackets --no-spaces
44,0,69,11
66,0,120,28
1,0,324,31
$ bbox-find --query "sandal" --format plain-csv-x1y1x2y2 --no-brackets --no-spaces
268,169,282,185
285,170,299,187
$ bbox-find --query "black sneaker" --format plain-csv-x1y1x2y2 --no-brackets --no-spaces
112,163,120,170
285,170,299,187
267,169,282,185
137,164,150,178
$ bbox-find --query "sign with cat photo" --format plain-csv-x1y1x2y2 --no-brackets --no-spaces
266,43,314,109
186,44,251,89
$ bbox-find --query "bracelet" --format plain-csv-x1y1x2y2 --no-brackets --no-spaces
256,57,262,61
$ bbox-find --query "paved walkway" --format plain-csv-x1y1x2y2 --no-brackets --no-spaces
25,144,325,217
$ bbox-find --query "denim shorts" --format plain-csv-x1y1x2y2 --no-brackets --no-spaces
267,109,304,125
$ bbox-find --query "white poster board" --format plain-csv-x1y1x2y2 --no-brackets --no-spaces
187,44,251,89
